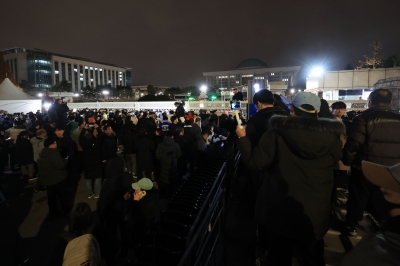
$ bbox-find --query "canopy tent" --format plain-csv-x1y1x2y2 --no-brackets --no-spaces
0,78,42,113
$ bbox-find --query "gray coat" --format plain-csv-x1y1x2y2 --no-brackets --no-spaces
30,136,46,162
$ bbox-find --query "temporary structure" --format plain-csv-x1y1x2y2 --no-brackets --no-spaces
0,78,42,113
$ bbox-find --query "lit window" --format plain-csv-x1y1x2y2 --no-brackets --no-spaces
74,69,77,72
91,79,93,81
85,66,88,69
80,78,83,81
100,69,102,71
55,70,59,74
242,74,253,77
90,67,93,70
80,73,83,76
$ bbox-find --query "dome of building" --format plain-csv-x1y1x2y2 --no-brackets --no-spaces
236,58,268,69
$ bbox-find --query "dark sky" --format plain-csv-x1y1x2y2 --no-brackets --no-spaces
2,0,400,87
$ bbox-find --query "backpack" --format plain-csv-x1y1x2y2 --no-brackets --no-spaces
62,234,102,266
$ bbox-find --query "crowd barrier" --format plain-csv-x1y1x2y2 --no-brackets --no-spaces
67,100,368,112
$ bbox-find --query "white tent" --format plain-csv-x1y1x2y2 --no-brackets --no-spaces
0,78,42,113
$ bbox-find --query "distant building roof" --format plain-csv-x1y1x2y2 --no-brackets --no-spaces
1,47,131,70
236,58,268,69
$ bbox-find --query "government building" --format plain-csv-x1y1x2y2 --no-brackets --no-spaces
203,59,301,97
1,47,132,93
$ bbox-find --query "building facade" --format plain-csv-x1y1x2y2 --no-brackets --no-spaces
305,68,400,100
2,47,132,93
203,59,301,96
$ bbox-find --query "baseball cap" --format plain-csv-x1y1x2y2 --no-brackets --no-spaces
362,161,400,193
291,92,321,114
132,178,154,190
88,117,96,124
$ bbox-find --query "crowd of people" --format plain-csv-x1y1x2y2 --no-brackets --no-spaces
2,88,400,265
234,88,400,265
0,99,238,265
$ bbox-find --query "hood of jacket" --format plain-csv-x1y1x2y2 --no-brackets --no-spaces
162,137,175,146
269,115,345,159
39,147,61,159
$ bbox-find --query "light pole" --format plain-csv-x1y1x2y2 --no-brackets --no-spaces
102,90,109,100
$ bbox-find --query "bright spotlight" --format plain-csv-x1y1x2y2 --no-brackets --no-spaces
43,102,51,109
37,93,43,97
74,93,79,96
310,67,324,77
200,85,207,92
102,91,109,95
253,83,260,92
290,89,295,94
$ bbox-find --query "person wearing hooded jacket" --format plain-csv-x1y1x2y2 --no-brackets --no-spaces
37,137,71,218
79,124,103,198
156,130,181,197
236,92,343,265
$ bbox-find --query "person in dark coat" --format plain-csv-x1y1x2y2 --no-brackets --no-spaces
246,90,288,149
37,137,72,218
79,124,103,198
174,102,185,118
218,111,231,130
15,131,34,179
236,92,344,265
156,131,181,197
342,88,400,237
100,125,117,162
135,128,155,180
174,127,188,183
121,127,137,178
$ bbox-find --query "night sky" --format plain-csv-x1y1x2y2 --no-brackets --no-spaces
2,0,400,87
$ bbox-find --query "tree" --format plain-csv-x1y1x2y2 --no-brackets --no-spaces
384,55,400,68
49,80,72,92
344,63,354,70
357,41,384,69
81,85,96,98
181,86,200,97
138,94,171,101
147,84,156,95
164,87,183,100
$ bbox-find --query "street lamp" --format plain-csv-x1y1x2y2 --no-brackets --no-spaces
200,85,207,92
309,67,324,77
102,90,109,100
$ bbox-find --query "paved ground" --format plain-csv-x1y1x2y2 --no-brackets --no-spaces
0,171,98,265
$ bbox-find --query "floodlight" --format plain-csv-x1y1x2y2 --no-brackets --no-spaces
290,89,295,94
253,83,260,92
310,67,324,77
38,93,43,97
44,103,51,108
102,91,109,95
200,85,207,92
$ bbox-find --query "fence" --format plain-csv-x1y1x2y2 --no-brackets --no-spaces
67,100,368,112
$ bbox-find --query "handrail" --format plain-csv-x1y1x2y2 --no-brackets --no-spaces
185,163,226,244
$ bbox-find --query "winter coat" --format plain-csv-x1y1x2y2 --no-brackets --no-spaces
340,216,400,265
245,107,288,148
183,126,196,148
218,114,231,130
156,137,181,183
135,134,155,171
342,105,400,170
175,104,185,118
192,123,202,138
15,137,34,165
30,136,46,162
37,148,68,187
121,133,136,154
71,128,84,152
79,129,103,179
100,133,117,161
237,115,344,241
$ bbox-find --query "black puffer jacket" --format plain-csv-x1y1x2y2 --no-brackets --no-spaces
237,116,343,241
79,129,103,180
245,107,288,148
156,137,181,183
342,106,400,168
